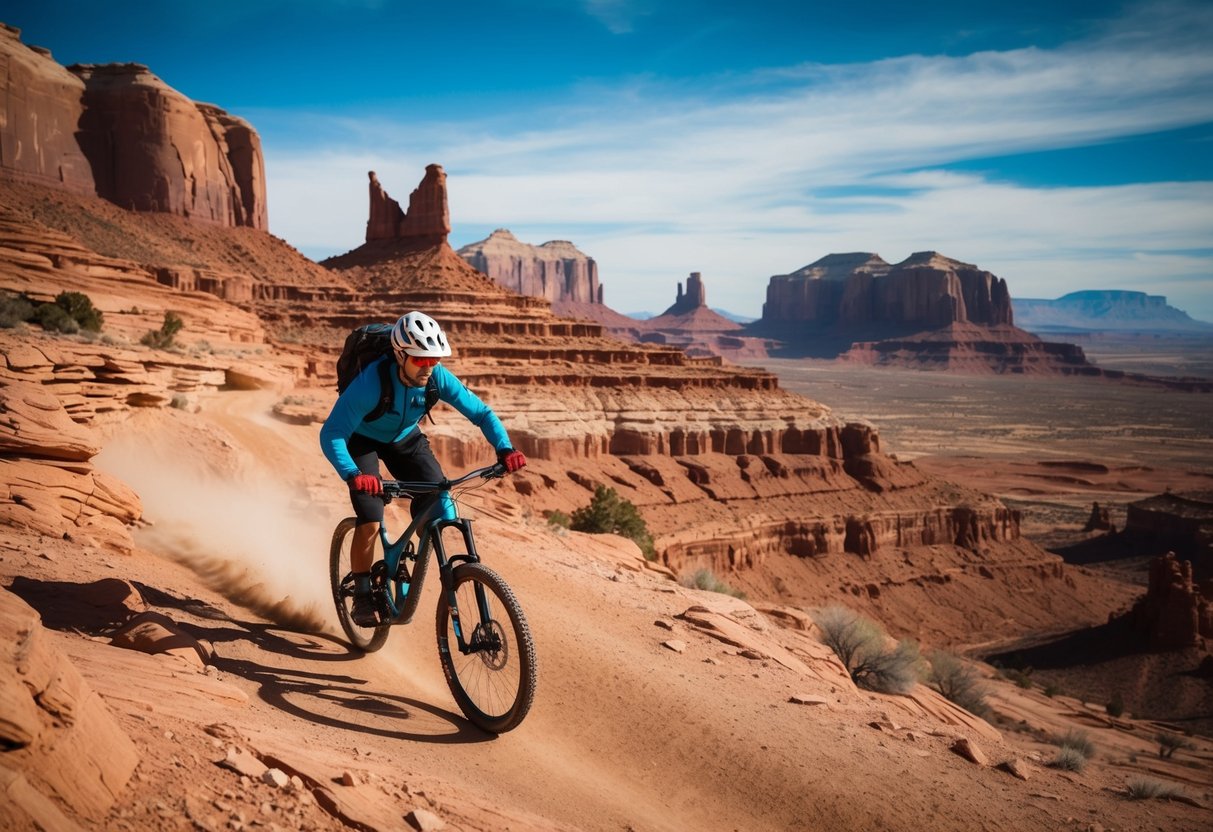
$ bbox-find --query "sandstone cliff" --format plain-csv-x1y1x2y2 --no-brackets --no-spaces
762,251,1013,328
458,228,602,309
0,25,267,229
365,166,449,249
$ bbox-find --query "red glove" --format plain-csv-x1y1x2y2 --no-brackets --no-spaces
499,449,527,473
349,473,382,495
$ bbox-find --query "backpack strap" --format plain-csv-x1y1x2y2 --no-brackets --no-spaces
366,358,395,422
422,374,440,425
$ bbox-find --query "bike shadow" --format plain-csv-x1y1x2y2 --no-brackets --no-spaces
8,575,496,744
213,656,494,745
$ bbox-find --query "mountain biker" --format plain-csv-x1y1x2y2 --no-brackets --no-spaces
320,311,527,627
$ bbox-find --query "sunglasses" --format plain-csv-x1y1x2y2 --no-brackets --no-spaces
408,356,441,368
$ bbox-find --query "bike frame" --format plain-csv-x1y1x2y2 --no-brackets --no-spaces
372,466,501,654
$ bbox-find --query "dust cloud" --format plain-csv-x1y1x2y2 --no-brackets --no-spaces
96,437,336,633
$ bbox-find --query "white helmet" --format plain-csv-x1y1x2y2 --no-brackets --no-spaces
391,311,452,358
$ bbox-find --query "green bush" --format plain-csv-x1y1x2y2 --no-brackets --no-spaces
141,311,184,349
0,292,34,328
546,510,571,530
680,568,745,599
926,650,989,717
33,302,79,333
1106,691,1125,717
813,606,921,694
1044,683,1061,698
571,485,655,559
53,291,103,331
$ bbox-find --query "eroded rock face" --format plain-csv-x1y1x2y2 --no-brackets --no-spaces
0,590,139,823
0,24,96,194
763,251,1013,327
0,26,267,229
1130,552,1212,649
458,228,601,305
72,63,267,228
365,166,449,249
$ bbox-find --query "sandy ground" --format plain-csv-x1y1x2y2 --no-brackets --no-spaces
3,386,1211,831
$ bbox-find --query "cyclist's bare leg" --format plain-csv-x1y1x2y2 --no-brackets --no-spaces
351,521,377,572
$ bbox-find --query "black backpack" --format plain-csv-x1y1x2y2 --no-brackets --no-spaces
336,323,439,423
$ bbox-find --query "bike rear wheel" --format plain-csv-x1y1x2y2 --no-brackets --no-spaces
435,563,536,733
330,517,391,652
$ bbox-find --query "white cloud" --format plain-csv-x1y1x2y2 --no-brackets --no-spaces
264,0,1213,320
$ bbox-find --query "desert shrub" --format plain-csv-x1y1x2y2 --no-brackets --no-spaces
1044,683,1061,698
926,650,989,717
53,291,103,331
33,302,79,333
814,606,921,694
1106,691,1125,717
141,311,183,349
1056,729,1095,760
546,510,571,530
0,292,35,328
1156,732,1193,759
1049,746,1086,772
1126,777,1183,800
680,568,745,599
169,394,190,410
570,485,655,559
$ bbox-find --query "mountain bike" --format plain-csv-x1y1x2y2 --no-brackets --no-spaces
329,463,536,733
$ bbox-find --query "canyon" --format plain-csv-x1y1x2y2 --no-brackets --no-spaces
1,27,1209,832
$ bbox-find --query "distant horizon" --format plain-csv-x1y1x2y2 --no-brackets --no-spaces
5,0,1212,320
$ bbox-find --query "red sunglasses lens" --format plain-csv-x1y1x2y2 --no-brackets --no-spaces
412,357,439,367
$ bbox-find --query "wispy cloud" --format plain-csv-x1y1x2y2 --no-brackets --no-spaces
265,0,1213,319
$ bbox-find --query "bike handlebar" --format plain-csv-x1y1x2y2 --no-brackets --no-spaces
381,463,507,498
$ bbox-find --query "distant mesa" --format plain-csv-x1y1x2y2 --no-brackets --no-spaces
632,272,772,361
0,24,266,229
1014,290,1213,334
761,251,1013,330
457,228,603,310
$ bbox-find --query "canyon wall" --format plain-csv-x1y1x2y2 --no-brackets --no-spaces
762,251,1013,328
0,25,266,229
458,228,601,306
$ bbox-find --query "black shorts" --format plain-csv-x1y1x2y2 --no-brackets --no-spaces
347,430,445,525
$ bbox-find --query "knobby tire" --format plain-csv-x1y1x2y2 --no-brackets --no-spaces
330,517,391,652
435,563,536,733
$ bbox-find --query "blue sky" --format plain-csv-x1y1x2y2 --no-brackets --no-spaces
7,0,1213,320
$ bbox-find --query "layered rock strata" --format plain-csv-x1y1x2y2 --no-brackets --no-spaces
0,26,267,229
1125,491,1213,563
0,590,140,826
762,251,1013,328
458,228,602,308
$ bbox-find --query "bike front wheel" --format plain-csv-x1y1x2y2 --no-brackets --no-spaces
330,517,391,653
435,563,536,733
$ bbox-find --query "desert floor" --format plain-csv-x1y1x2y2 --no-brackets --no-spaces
4,373,1212,831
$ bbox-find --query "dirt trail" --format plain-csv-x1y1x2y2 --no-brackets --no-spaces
12,388,1209,832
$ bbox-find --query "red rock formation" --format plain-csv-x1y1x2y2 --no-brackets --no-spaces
0,24,96,193
0,26,266,229
1130,553,1212,649
1083,502,1114,532
458,228,601,306
635,272,772,362
71,63,267,228
365,165,449,249
763,251,1013,328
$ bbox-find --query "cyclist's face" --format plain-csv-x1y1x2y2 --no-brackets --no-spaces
400,353,438,385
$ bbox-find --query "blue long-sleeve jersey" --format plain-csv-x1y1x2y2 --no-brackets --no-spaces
320,357,512,480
